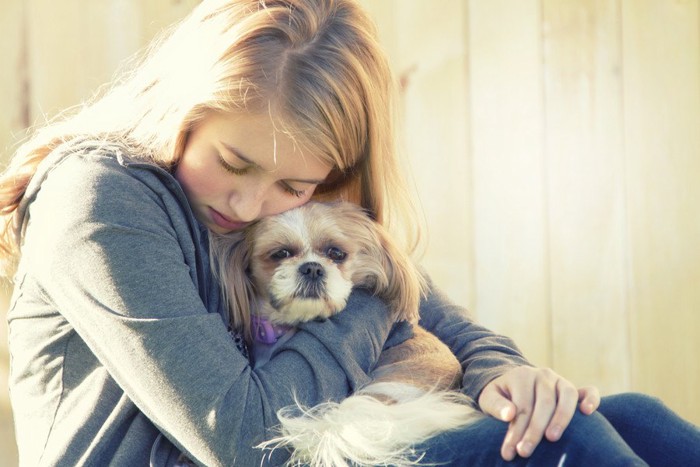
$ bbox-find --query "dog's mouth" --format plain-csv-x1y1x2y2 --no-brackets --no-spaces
268,281,327,310
295,279,325,300
263,261,352,323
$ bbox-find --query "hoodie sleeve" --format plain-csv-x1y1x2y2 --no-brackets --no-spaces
417,280,532,401
22,153,398,466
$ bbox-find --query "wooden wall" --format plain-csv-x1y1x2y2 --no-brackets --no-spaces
1,1,698,464
362,0,700,427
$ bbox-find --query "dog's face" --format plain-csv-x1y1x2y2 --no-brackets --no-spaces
246,203,382,325
217,201,424,338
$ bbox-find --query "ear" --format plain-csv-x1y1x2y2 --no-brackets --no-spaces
209,232,256,343
344,204,425,324
370,224,426,324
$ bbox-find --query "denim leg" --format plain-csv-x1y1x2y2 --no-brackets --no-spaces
598,392,700,467
414,408,646,467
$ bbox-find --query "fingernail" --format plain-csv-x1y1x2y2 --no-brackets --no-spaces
502,445,516,461
550,425,562,440
517,441,534,457
499,406,511,420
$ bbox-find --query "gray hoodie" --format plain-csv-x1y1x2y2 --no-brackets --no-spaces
7,142,528,466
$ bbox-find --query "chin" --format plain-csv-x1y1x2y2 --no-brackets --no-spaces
210,201,482,467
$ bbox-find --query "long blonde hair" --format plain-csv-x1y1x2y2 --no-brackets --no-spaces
0,0,422,277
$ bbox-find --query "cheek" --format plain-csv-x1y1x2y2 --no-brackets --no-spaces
176,155,224,200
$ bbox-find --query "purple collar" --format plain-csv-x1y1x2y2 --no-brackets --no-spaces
251,315,293,345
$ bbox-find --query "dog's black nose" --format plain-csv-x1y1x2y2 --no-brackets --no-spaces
299,262,324,280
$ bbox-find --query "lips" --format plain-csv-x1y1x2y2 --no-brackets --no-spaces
209,207,249,231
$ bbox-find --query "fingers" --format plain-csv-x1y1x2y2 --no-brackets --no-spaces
507,368,562,459
479,367,599,461
543,379,579,442
479,366,542,460
578,385,601,415
478,384,517,422
501,381,536,460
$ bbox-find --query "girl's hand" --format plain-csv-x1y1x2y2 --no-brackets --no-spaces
477,366,600,461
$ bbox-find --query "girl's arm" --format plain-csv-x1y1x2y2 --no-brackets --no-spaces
417,280,531,400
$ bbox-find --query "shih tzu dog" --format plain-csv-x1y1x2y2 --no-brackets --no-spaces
211,201,481,467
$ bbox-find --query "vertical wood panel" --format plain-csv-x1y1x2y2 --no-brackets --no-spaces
360,0,473,310
0,0,26,159
0,286,15,467
392,0,473,311
0,2,25,465
468,0,550,365
623,0,700,424
25,0,139,121
139,0,203,43
542,0,630,394
24,0,200,126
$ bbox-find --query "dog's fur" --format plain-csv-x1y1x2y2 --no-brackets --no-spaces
211,201,481,466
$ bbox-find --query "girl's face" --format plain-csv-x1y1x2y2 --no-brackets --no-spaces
175,111,332,234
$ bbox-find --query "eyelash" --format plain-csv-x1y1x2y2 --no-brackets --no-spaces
218,154,248,175
283,185,306,198
218,154,307,198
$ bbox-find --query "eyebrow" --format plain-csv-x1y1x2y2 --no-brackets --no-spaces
220,141,327,185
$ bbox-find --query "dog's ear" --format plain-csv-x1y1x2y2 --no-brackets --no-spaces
345,204,426,324
371,223,426,324
209,232,256,343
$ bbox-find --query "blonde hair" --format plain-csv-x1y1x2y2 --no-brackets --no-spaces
0,0,422,277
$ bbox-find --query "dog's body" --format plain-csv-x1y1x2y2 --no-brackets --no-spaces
211,201,480,466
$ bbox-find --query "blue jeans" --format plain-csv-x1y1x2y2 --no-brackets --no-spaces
414,393,700,466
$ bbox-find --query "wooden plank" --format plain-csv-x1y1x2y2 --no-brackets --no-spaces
542,0,630,394
386,0,473,311
138,0,202,44
0,0,26,160
24,0,198,125
622,0,700,425
468,0,551,365
0,2,25,465
24,0,141,122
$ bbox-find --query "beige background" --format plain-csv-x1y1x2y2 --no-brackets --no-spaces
2,1,699,464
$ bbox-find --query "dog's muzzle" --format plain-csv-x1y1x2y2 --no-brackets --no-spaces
297,262,326,298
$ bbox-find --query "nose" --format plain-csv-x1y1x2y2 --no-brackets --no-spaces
229,187,265,222
299,262,324,281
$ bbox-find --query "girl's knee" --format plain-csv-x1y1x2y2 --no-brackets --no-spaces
599,392,667,421
607,392,663,407
560,410,615,441
552,411,645,466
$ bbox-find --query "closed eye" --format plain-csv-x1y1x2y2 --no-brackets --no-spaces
281,183,307,198
217,154,249,175
218,153,309,197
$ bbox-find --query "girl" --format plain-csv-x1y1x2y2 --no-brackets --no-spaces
1,0,697,465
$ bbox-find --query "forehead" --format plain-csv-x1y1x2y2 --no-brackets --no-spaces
204,111,332,180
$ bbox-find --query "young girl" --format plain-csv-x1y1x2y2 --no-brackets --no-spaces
1,0,698,465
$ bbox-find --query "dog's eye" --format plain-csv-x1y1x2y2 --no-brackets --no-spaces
270,249,294,261
326,246,347,263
